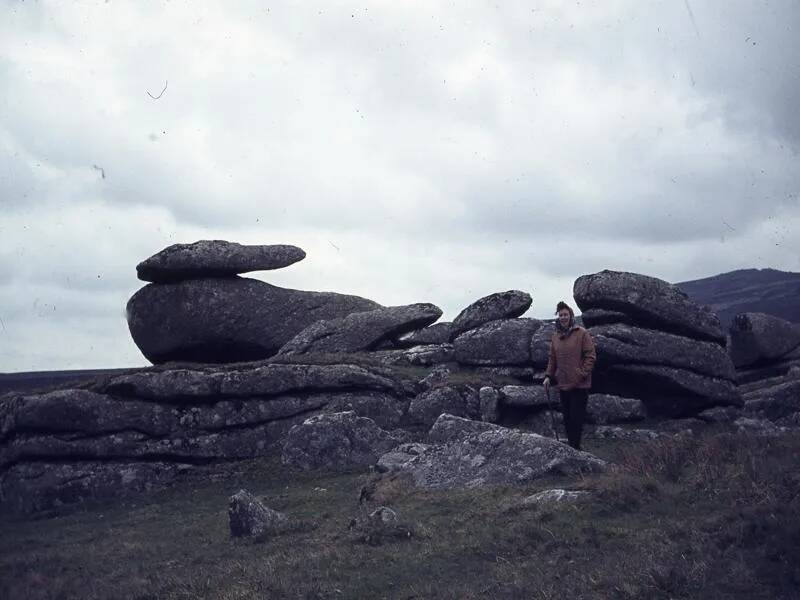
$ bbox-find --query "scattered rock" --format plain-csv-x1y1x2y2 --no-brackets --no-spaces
136,240,306,283
454,318,542,366
521,489,589,506
498,385,551,408
427,413,502,444
127,277,380,363
277,303,443,356
586,393,646,424
743,379,800,420
419,365,452,391
479,387,500,423
400,323,454,346
376,443,431,473
697,405,742,423
590,426,660,441
451,290,532,338
728,312,800,368
378,344,455,367
574,270,725,344
229,489,289,539
348,506,415,545
408,386,476,427
281,412,409,471
734,417,787,435
397,417,606,489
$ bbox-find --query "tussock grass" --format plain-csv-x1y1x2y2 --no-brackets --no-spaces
1,431,799,599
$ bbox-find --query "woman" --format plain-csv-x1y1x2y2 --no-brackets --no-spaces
543,301,596,450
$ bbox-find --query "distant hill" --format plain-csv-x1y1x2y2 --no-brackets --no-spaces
676,268,800,330
0,368,133,396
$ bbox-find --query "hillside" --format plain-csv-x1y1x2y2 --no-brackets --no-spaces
676,268,800,329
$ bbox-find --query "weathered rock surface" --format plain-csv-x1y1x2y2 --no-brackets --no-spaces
376,442,430,473
580,309,632,328
454,318,542,366
127,277,380,363
498,385,552,408
530,322,556,368
418,365,452,391
400,323,454,346
99,363,402,400
0,361,415,514
394,415,606,489
742,379,800,420
590,324,736,381
136,240,306,283
408,386,478,427
229,489,289,538
451,291,532,338
734,417,787,435
325,391,409,429
278,304,442,356
479,387,500,423
0,389,323,474
281,412,409,471
697,406,742,423
728,312,800,368
589,426,660,441
586,394,646,424
597,364,741,417
376,344,455,367
427,413,501,444
574,270,725,344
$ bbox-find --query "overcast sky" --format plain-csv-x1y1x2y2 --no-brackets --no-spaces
1,0,798,372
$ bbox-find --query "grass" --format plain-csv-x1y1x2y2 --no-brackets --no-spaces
1,431,799,599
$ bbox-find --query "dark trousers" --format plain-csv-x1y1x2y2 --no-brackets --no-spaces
560,389,589,450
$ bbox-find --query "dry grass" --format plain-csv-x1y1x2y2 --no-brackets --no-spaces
1,431,799,599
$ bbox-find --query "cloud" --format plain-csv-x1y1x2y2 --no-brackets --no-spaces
0,0,798,371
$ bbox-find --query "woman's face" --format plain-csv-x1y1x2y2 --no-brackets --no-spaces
557,309,572,327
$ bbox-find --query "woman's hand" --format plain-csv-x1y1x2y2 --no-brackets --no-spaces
543,377,551,393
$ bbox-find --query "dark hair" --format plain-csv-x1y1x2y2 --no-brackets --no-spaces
555,301,574,317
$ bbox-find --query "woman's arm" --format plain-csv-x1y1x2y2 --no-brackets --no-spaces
580,331,597,376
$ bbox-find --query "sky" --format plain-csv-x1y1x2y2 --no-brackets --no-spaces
1,0,798,372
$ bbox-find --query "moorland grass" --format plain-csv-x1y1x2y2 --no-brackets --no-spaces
1,430,798,599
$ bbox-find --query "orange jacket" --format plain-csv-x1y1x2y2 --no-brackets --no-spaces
545,326,597,390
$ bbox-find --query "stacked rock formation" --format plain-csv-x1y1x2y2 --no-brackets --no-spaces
0,362,415,514
127,241,381,363
575,270,741,417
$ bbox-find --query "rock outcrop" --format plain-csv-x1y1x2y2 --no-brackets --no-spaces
127,277,380,363
136,240,306,283
0,362,412,514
